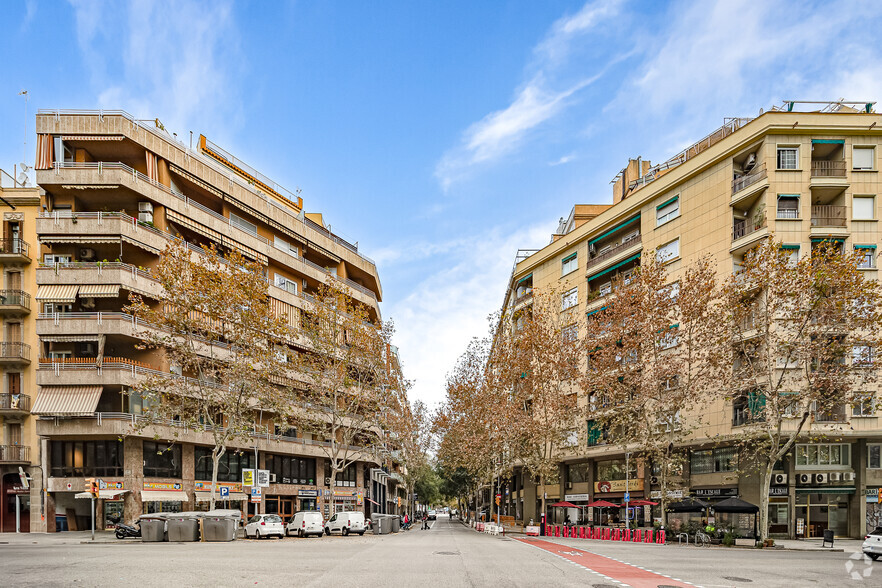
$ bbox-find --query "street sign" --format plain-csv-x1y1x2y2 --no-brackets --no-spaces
18,467,28,490
220,486,230,498
242,469,255,486
251,487,262,503
623,492,630,502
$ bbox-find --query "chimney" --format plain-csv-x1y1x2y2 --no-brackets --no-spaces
613,157,652,204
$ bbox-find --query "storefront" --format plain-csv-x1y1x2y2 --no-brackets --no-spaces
141,482,186,514
563,493,590,525
768,486,789,536
333,489,358,513
2,473,30,533
795,490,853,538
298,489,319,512
193,482,247,513
72,482,128,530
592,479,644,524
867,488,882,531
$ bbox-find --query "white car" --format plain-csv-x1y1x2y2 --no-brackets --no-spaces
863,527,882,560
324,511,366,536
244,514,285,539
286,511,324,537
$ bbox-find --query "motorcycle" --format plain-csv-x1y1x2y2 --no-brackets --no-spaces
108,514,141,539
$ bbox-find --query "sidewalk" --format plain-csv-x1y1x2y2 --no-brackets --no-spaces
772,538,863,553
0,530,121,545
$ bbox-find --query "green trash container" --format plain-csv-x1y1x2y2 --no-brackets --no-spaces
167,512,201,542
139,514,168,542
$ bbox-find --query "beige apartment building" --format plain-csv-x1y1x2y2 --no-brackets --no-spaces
28,109,397,532
499,101,882,539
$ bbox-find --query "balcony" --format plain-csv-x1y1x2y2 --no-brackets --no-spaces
0,445,29,464
0,290,30,314
0,342,30,364
811,160,847,178
732,218,767,241
586,235,642,274
0,239,31,263
731,166,768,201
0,393,30,414
810,205,847,227
513,290,533,307
37,261,162,300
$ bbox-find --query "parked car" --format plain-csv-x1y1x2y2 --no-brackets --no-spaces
244,514,285,539
324,511,366,536
286,511,324,538
863,526,882,560
428,510,437,521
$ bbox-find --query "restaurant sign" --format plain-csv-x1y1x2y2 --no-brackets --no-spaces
564,493,590,502
650,489,684,499
594,479,644,493
143,482,182,491
194,481,243,493
298,489,319,497
866,488,882,503
333,490,355,497
769,486,789,497
691,488,738,498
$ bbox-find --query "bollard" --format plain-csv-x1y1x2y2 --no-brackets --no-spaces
602,528,610,541
580,526,587,539
656,530,665,544
633,529,641,542
624,528,631,541
646,529,654,543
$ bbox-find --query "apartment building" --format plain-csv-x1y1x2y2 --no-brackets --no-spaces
31,110,389,531
500,101,882,539
0,169,43,532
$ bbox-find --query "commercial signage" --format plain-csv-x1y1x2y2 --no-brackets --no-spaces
594,479,644,493
257,469,270,488
564,493,590,502
333,490,355,497
769,486,789,497
143,482,182,491
357,491,364,506
98,480,124,490
194,481,243,492
866,488,882,503
242,469,255,487
650,489,683,499
250,487,262,503
692,488,738,498
298,489,319,497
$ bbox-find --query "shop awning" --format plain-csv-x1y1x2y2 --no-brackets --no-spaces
76,489,129,499
40,236,122,245
79,284,120,298
141,490,187,502
795,487,855,495
32,385,102,416
365,497,380,507
194,491,247,503
35,284,79,303
712,497,759,513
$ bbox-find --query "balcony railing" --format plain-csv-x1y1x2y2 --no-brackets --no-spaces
810,205,847,227
0,290,30,309
586,235,642,273
0,393,30,411
810,160,847,177
0,445,29,463
514,290,533,306
0,342,30,361
732,166,767,194
732,218,767,241
0,239,30,258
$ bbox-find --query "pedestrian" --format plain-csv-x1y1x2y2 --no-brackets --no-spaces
422,514,429,530
564,514,570,526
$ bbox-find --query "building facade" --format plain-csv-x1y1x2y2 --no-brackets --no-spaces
502,101,882,539
30,110,393,532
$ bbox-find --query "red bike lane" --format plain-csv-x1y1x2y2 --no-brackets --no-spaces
515,537,700,588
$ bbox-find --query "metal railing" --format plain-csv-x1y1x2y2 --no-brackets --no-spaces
810,205,847,227
0,342,30,361
0,445,29,462
0,239,30,258
0,393,30,411
39,260,154,281
586,235,642,273
811,160,847,177
776,208,799,219
732,166,767,194
0,290,30,309
732,219,767,241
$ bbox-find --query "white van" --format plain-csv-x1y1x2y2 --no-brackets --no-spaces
286,511,324,538
324,511,366,536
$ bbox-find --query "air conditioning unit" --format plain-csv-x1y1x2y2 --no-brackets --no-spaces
797,473,811,485
80,297,96,309
588,243,597,256
79,248,96,261
138,211,154,223
772,473,788,485
81,342,96,355
650,476,660,485
828,472,842,482
269,473,277,483
138,201,154,213
813,473,828,484
566,482,573,490
843,472,855,482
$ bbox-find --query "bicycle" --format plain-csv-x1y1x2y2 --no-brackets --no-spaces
694,530,711,547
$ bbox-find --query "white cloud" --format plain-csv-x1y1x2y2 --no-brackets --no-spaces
549,153,576,166
537,0,623,63
385,222,552,408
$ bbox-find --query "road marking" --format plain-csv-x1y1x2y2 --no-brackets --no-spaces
515,538,702,588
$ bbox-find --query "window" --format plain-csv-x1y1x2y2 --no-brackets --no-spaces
561,252,578,276
852,393,875,417
596,459,636,481
656,197,680,226
274,274,298,294
229,212,258,236
852,344,874,367
43,254,71,266
853,146,875,170
870,444,882,469
598,282,612,296
777,146,799,170
265,454,316,485
195,447,256,482
781,245,799,267
656,239,680,263
561,288,578,310
622,230,640,245
561,324,577,341
143,441,182,478
853,196,875,220
50,440,123,477
776,195,800,219
274,236,298,257
691,447,737,474
795,443,850,468
567,462,590,483
662,281,680,300
658,325,679,350
335,464,357,486
856,246,877,269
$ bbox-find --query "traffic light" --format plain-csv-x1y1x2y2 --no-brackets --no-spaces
85,478,98,497
495,494,501,506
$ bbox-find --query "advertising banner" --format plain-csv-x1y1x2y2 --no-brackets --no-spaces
594,479,644,493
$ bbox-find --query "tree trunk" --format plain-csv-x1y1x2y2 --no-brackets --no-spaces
758,458,774,541
210,445,226,513
659,464,668,530
328,467,338,516
539,473,546,529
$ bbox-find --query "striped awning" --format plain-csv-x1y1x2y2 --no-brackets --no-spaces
62,135,125,141
35,284,79,303
40,335,100,343
141,490,187,502
80,284,120,298
31,385,102,416
167,208,268,265
40,236,121,245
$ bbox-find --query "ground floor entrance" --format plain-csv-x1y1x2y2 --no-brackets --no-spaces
2,472,30,533
265,496,296,519
795,492,850,537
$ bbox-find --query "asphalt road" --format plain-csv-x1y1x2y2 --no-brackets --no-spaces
0,515,877,587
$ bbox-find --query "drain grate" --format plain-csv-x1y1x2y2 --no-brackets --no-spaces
434,551,459,556
723,578,752,583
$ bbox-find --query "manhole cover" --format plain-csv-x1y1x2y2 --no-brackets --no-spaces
434,551,459,556
723,578,752,583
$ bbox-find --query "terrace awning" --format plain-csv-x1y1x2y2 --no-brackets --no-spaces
31,385,102,416
35,284,79,303
79,284,120,298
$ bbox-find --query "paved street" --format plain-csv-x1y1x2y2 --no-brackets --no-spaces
0,515,877,587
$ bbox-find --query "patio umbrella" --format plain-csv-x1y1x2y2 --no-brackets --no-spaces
712,497,759,538
550,501,578,508
586,500,619,525
665,497,710,512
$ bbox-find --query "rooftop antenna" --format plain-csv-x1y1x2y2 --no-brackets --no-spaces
18,90,29,182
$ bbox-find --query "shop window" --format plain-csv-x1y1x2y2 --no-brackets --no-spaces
143,441,181,478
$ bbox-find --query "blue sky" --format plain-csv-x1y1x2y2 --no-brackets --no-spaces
3,0,882,407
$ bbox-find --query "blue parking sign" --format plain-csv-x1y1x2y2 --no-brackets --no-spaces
220,486,229,498
623,492,630,502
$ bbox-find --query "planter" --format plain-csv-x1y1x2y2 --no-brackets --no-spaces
735,538,756,547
